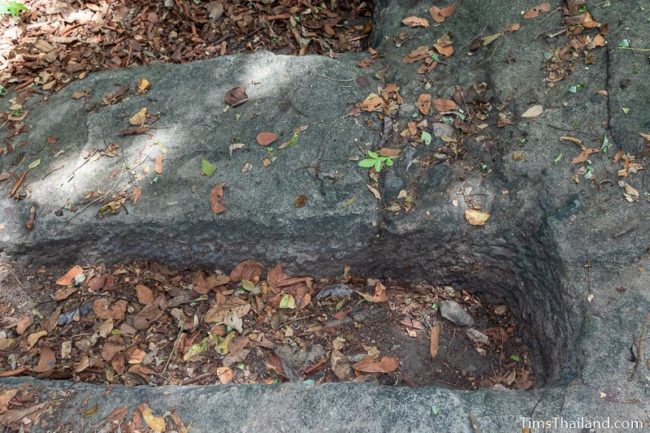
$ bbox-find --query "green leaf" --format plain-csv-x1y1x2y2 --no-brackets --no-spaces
510,354,520,362
0,1,27,17
618,39,631,48
183,337,209,361
279,294,296,309
430,53,441,62
431,404,439,417
358,159,376,168
215,331,236,355
241,279,260,294
374,159,383,172
201,159,217,177
385,158,394,167
367,151,379,159
28,159,41,169
421,131,432,145
622,107,630,114
553,153,563,164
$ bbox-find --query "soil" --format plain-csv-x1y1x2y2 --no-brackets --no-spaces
0,260,533,390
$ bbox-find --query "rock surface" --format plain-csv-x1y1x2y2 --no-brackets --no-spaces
1,0,649,432
440,300,474,327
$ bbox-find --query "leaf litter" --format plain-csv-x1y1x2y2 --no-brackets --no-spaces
0,261,534,390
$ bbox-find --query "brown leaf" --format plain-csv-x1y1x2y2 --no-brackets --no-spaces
135,284,154,305
429,322,441,359
465,209,491,226
0,402,49,430
521,104,544,118
401,16,429,27
74,355,89,373
126,347,146,364
230,260,265,283
432,98,459,112
137,79,151,93
33,347,56,373
402,45,430,64
504,23,521,33
523,2,551,19
129,108,147,126
639,132,650,143
141,404,165,433
571,148,599,164
210,184,226,214
0,367,27,378
352,356,399,373
216,366,234,384
92,299,128,321
378,148,401,158
16,315,33,335
26,331,47,350
429,4,456,23
224,87,248,107
256,132,278,146
154,155,164,175
53,287,77,301
43,307,61,333
417,93,432,115
56,265,83,286
359,93,384,112
0,389,17,414
101,342,126,362
131,186,142,204
193,272,209,294
373,282,388,302
433,33,454,57
133,296,166,330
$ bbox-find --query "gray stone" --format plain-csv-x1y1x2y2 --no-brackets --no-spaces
315,284,354,300
440,301,474,327
1,0,650,432
466,328,489,344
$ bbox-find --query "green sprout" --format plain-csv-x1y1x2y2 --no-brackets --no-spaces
0,1,27,17
358,151,397,172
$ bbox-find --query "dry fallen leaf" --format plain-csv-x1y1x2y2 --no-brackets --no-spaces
433,33,454,57
131,186,142,204
141,404,165,433
210,184,226,214
521,104,544,118
53,287,77,301
135,284,154,305
256,132,278,146
360,93,384,112
402,16,429,27
33,347,56,373
571,148,599,164
465,209,491,226
0,389,17,414
504,23,521,33
639,132,650,143
216,366,234,384
27,331,47,350
56,265,83,286
129,108,147,126
417,93,432,115
352,356,399,373
16,315,34,335
193,271,210,294
429,4,456,23
230,260,265,283
154,155,164,175
137,78,151,93
224,86,248,107
432,98,459,112
366,184,381,200
430,322,441,359
523,2,551,19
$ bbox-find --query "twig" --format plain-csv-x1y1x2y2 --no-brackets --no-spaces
162,326,185,377
629,314,649,380
66,165,126,222
181,372,214,386
539,7,561,24
618,47,650,53
315,74,355,82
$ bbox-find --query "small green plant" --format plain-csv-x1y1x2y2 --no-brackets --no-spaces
358,151,397,172
0,1,28,17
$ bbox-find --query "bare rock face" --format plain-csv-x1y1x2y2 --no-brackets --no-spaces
440,301,474,327
1,0,649,431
